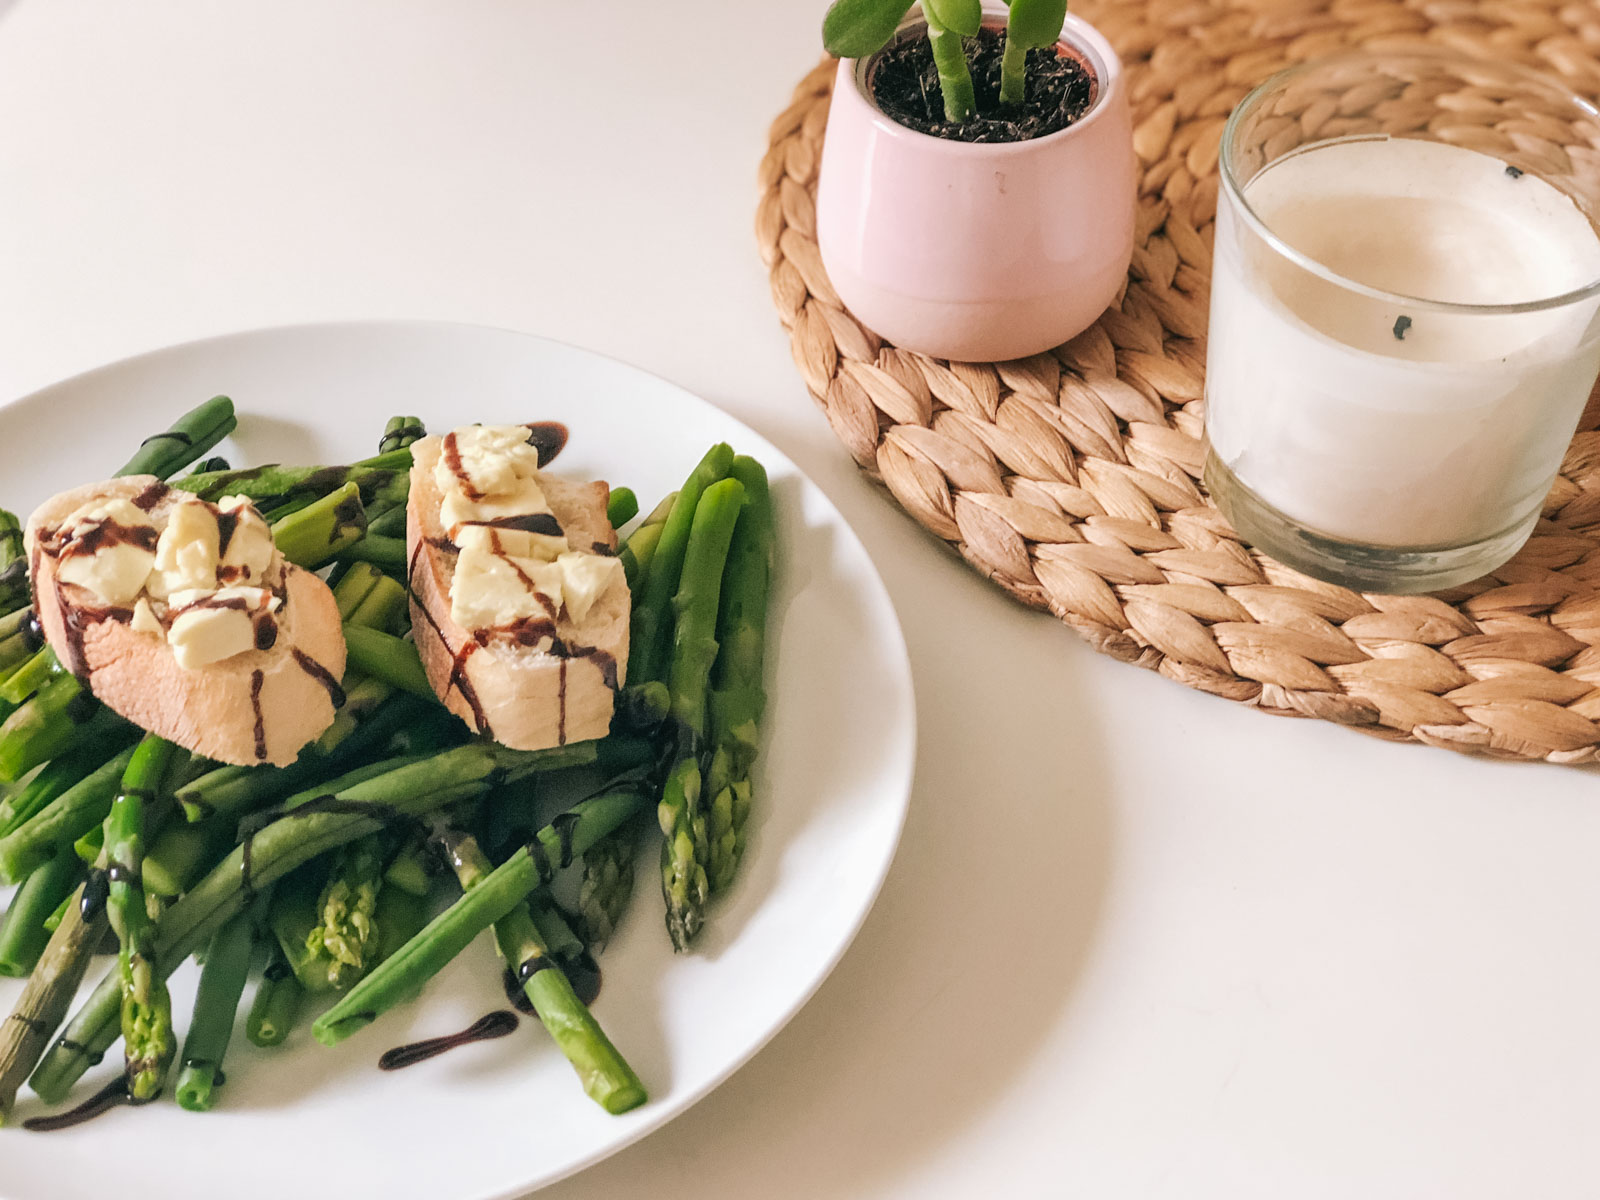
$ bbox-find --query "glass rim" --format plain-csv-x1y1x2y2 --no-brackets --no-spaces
1219,49,1600,316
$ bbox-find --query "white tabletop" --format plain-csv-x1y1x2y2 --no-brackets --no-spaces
2,2,1598,1196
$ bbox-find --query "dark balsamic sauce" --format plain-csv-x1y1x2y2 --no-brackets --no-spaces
130,481,171,512
551,811,580,869
564,952,603,1006
377,1010,520,1071
441,432,485,502
290,648,346,708
249,669,267,761
22,1075,139,1132
80,868,110,921
557,658,567,745
502,951,603,1009
215,510,240,558
524,422,569,467
463,512,564,538
19,609,44,653
501,968,537,1015
567,645,619,692
255,617,279,652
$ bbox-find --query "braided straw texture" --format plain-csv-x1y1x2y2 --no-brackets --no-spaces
758,0,1600,764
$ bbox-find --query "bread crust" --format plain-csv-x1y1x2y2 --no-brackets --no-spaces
26,476,347,767
406,437,628,750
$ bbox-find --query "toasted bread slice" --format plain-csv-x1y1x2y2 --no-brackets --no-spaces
406,437,628,749
26,476,346,767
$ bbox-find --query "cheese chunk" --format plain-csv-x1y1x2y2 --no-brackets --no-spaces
556,553,624,622
167,586,278,669
54,499,158,606
432,424,544,498
130,598,162,636
450,546,563,633
151,496,221,597
218,495,275,583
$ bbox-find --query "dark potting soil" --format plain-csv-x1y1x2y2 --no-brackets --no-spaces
869,26,1095,143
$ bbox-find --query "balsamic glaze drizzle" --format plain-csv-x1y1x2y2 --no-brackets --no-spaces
22,1075,139,1132
290,648,346,709
377,1010,520,1071
249,669,267,761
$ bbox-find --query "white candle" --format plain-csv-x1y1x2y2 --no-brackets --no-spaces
1206,136,1600,548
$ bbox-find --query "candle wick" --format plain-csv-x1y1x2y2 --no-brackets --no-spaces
1392,315,1412,341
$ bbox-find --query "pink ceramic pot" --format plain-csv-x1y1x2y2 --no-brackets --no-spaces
816,7,1135,363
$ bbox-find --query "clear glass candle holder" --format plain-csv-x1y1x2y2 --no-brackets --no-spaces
1203,51,1600,594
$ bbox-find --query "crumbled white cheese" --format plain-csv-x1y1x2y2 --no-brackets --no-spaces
435,425,569,561
217,495,275,583
432,424,544,498
168,604,256,670
151,496,221,597
450,546,564,634
555,553,623,622
130,598,163,637
55,498,157,605
167,584,278,668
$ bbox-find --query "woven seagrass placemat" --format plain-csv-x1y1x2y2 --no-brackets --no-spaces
758,0,1600,764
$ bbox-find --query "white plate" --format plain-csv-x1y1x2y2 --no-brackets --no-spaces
0,322,915,1199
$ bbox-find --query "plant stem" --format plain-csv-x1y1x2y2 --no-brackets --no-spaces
998,30,1028,105
924,6,977,122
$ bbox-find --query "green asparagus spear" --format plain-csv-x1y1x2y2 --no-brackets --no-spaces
346,574,409,635
174,902,258,1111
271,482,367,569
380,416,426,456
0,721,138,837
706,457,773,894
0,745,138,883
107,736,181,1100
0,510,25,616
0,646,66,706
577,823,638,951
312,786,646,1046
174,448,410,509
0,852,82,976
659,478,745,950
332,562,386,620
246,947,305,1047
446,831,646,1113
630,446,734,685
606,488,639,528
306,833,391,987
0,883,108,1124
0,673,94,784
342,627,432,699
114,396,237,480
619,492,675,592
338,533,406,573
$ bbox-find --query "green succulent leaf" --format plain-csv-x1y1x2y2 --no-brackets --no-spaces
1006,0,1068,49
822,0,915,58
924,0,982,37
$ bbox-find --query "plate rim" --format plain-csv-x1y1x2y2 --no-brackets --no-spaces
0,318,918,1198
